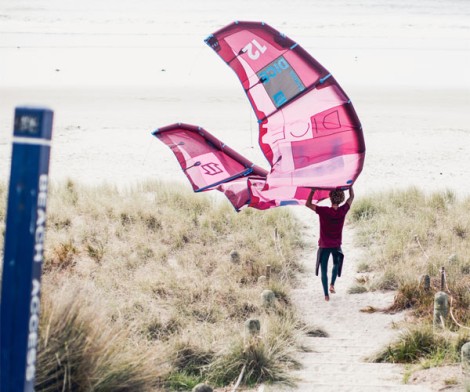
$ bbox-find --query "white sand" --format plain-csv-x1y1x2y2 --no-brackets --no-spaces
1,0,469,390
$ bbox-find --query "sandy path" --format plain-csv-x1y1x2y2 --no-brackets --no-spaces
262,208,432,392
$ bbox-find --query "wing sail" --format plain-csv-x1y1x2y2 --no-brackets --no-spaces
153,123,269,210
153,22,365,211
154,123,332,211
205,21,365,190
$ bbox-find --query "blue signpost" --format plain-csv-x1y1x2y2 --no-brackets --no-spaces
0,107,54,391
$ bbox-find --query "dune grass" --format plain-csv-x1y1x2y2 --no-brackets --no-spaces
370,325,466,365
351,187,470,375
0,180,306,391
4,181,468,388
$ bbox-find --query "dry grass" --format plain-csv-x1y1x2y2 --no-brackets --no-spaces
351,187,470,374
369,324,466,367
351,187,470,322
0,180,305,390
36,289,159,392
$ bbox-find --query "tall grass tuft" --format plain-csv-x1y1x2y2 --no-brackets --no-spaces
206,311,302,387
370,325,462,367
36,290,159,392
207,336,299,386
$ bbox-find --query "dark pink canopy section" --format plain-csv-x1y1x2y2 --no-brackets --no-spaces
205,21,365,190
153,123,325,211
153,123,268,210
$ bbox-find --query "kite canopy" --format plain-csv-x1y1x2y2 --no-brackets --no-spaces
154,123,330,211
154,21,365,211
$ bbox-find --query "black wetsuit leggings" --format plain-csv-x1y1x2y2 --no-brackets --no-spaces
317,247,342,297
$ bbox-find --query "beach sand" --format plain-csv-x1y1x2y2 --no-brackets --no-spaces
1,0,469,390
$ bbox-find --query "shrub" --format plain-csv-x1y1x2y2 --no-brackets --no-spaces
371,326,451,364
206,336,298,387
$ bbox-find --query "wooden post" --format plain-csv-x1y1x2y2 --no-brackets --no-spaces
433,291,449,330
440,267,445,291
248,261,254,276
419,274,430,291
266,265,271,282
462,342,470,384
423,275,431,291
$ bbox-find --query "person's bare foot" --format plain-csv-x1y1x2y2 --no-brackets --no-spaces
329,285,335,294
325,295,330,301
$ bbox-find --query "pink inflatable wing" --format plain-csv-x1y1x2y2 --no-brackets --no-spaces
248,182,329,210
205,21,365,190
153,123,268,210
154,123,330,211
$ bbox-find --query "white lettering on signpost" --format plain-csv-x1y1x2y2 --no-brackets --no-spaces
25,279,41,381
26,173,49,382
33,174,48,263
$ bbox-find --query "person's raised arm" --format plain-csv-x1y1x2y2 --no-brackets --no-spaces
346,186,355,206
305,188,317,211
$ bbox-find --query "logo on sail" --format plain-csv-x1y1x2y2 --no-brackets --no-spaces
201,162,223,175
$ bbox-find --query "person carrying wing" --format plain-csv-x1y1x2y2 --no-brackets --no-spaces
305,187,354,301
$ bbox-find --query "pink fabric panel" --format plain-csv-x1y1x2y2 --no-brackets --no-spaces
188,151,246,190
247,184,329,209
247,178,277,209
268,153,365,188
224,31,286,118
216,178,251,211
259,84,352,165
154,124,265,192
283,50,323,87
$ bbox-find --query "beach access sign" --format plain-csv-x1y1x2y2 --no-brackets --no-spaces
0,107,53,392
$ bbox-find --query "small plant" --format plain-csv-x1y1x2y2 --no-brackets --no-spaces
267,280,291,305
45,240,78,272
86,238,105,262
370,326,453,365
166,371,204,391
347,284,367,294
385,282,434,316
305,327,328,337
206,336,298,387
164,342,214,390
356,261,372,273
444,377,458,386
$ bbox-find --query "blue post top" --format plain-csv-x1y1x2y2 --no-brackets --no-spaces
14,107,53,140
